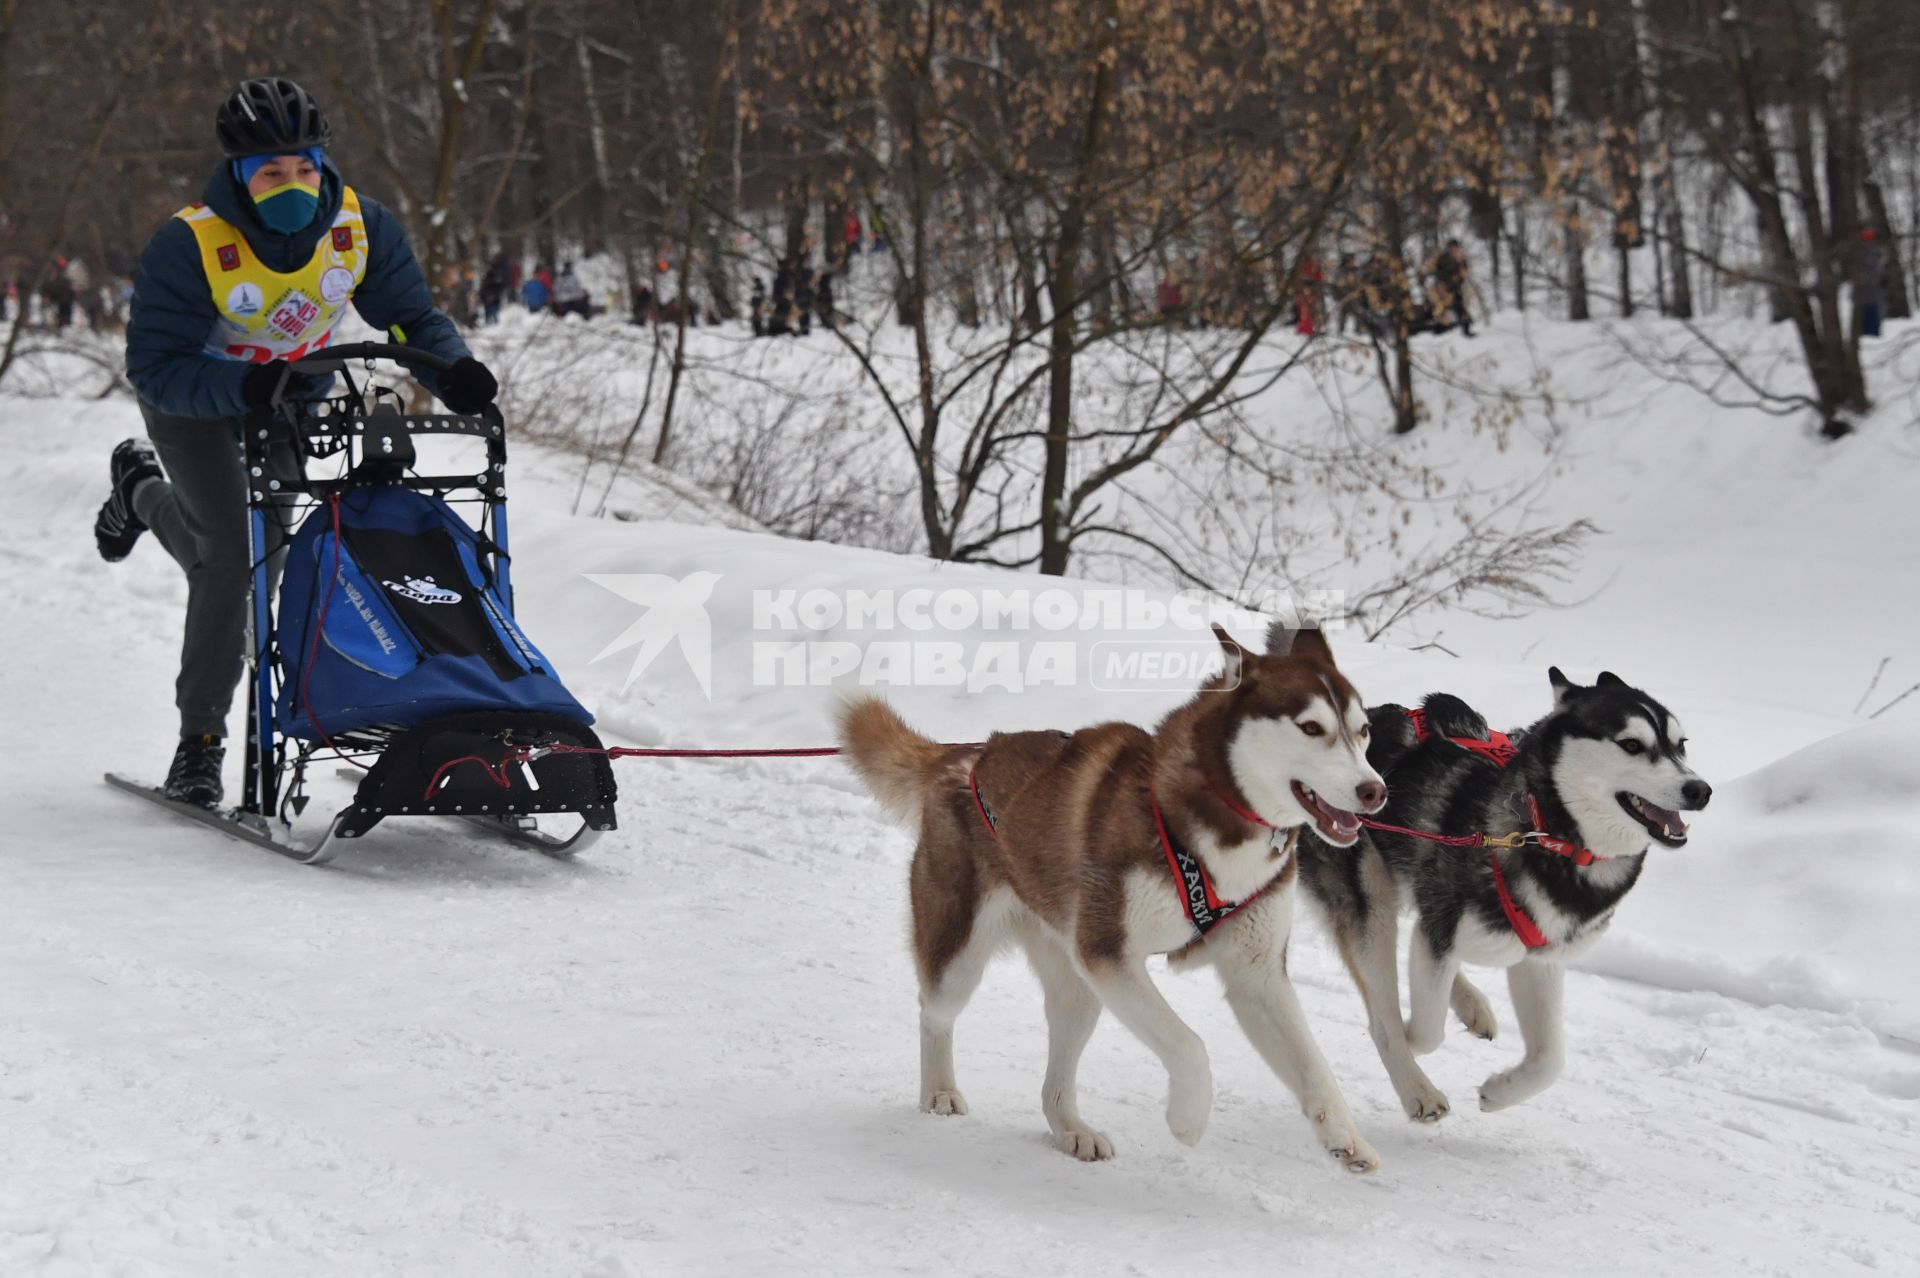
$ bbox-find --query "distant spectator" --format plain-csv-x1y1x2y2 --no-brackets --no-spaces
1858,227,1887,339
749,278,768,336
479,252,512,324
68,256,106,330
443,262,477,326
770,261,794,335
551,262,591,319
844,209,863,257
522,262,551,312
631,283,657,327
1424,238,1473,337
1156,272,1187,325
1294,255,1324,337
45,258,77,329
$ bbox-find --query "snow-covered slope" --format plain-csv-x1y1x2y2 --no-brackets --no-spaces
4,322,1918,1276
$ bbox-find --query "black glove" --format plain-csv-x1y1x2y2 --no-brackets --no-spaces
439,356,499,415
241,360,293,410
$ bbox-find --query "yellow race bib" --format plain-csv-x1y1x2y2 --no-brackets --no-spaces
175,186,370,363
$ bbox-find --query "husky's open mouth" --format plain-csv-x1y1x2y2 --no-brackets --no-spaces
1293,781,1363,846
1618,792,1689,847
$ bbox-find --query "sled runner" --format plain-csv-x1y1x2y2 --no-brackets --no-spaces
107,343,618,864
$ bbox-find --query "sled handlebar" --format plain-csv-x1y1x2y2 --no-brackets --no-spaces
286,341,458,378
274,341,499,427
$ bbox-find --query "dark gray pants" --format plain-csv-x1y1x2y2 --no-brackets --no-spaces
134,402,303,739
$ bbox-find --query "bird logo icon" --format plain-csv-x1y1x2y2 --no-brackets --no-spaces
584,571,721,697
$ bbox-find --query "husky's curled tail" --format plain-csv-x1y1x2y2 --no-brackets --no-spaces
836,696,951,824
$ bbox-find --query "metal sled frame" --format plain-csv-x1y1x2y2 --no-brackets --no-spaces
228,341,609,861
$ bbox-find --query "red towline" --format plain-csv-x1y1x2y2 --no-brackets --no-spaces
421,740,985,805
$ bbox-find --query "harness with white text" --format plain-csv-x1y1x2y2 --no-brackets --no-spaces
966,763,1286,944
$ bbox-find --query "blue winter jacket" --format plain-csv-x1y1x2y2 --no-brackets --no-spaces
126,158,470,419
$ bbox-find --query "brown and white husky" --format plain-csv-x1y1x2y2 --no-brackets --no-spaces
837,625,1389,1170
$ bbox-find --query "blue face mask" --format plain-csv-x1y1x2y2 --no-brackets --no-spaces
252,181,321,234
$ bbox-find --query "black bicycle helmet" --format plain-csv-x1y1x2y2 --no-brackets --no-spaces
215,77,332,159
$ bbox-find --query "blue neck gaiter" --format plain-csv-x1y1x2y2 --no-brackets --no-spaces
252,181,322,234
233,149,327,234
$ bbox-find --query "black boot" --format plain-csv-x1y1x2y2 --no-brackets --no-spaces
96,438,162,562
165,734,226,808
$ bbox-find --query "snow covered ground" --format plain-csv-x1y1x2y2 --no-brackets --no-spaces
4,318,1919,1276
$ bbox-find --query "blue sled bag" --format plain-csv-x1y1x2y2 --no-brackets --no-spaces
276,487,592,740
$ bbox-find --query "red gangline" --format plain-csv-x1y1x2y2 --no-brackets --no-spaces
419,741,984,804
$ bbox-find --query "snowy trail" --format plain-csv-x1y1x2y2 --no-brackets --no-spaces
5,406,1918,1276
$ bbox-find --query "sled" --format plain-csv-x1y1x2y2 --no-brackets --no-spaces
109,342,618,864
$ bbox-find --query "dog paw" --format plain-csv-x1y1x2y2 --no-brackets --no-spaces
1312,1110,1380,1173
1165,1072,1212,1146
1453,989,1498,1040
1479,1055,1563,1111
1478,1070,1534,1112
1057,1128,1116,1161
1328,1138,1380,1174
1401,1082,1451,1123
922,1089,969,1116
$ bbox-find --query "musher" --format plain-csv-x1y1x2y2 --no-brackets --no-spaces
96,76,499,807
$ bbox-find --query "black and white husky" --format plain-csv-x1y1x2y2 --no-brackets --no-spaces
1297,663,1712,1119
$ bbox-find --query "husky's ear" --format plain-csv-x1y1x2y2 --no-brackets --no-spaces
1212,624,1247,684
1595,671,1627,691
1265,622,1296,655
1285,627,1335,666
1548,666,1579,705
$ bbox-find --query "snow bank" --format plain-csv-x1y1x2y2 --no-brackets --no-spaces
1590,722,1920,1043
1742,720,1920,812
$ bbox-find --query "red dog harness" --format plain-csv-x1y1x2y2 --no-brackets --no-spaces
1369,708,1601,949
1150,785,1292,940
967,763,1285,943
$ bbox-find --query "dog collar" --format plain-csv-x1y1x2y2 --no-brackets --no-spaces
1203,771,1299,854
1206,771,1275,829
1522,793,1597,866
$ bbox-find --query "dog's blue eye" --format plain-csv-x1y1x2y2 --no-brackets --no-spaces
1617,739,1644,755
